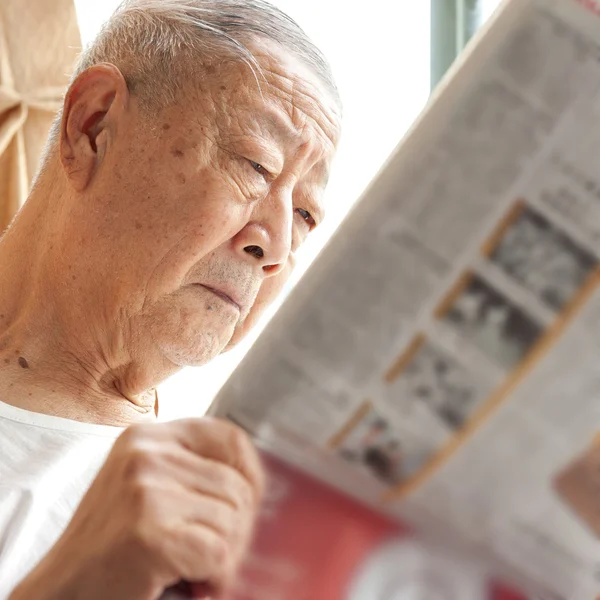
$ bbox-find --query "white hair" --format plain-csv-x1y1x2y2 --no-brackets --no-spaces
42,0,339,156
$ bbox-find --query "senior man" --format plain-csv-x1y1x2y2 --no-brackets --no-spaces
0,0,341,597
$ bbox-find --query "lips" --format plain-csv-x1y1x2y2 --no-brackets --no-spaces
195,284,241,311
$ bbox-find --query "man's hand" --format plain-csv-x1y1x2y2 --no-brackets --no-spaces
10,418,264,600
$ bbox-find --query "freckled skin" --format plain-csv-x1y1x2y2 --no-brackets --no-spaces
95,42,340,367
0,38,341,424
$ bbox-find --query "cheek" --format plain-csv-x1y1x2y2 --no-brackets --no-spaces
125,174,252,289
126,137,248,235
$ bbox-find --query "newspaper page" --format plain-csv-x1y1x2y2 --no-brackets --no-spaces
210,0,600,597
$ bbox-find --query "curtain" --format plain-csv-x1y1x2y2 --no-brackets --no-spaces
0,0,80,232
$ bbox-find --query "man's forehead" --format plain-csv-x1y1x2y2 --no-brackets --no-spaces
212,38,341,149
253,103,334,157
258,60,341,145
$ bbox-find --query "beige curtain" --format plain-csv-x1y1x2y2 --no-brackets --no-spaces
0,0,80,232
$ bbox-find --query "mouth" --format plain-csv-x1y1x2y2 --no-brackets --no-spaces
196,284,241,312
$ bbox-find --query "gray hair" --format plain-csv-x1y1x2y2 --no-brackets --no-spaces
42,0,340,156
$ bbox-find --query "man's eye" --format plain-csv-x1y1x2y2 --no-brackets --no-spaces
296,208,315,227
249,160,269,178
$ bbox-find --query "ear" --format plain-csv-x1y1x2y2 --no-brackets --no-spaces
60,63,129,191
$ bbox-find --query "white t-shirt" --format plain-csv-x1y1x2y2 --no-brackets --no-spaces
0,400,123,598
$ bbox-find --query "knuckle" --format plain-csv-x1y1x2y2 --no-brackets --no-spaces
123,447,155,481
129,516,157,555
128,474,151,505
211,463,253,513
205,531,228,567
226,422,252,457
120,423,152,445
236,478,256,515
184,416,220,437
128,477,160,520
253,463,267,501
214,502,236,536
214,462,238,490
181,528,229,582
129,520,178,578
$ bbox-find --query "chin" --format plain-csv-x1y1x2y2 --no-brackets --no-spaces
159,327,236,367
147,297,241,366
222,311,259,351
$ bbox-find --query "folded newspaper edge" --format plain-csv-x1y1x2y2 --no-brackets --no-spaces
210,0,600,597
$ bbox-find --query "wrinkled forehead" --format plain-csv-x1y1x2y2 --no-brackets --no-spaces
251,37,342,139
197,38,342,154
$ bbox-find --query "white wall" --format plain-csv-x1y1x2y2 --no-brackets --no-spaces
74,0,431,419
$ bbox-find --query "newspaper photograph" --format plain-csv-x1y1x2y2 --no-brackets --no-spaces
211,0,600,597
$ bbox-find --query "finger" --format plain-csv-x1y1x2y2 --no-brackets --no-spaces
176,490,239,540
187,489,255,565
183,494,254,584
168,523,233,592
153,450,256,513
167,418,265,500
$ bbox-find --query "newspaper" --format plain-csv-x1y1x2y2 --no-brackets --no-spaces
210,0,600,597
222,454,523,600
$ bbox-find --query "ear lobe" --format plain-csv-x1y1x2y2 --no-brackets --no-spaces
60,63,128,191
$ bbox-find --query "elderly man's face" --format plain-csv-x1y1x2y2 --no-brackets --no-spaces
61,40,340,369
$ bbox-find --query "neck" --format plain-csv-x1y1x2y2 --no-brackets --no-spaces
0,181,157,427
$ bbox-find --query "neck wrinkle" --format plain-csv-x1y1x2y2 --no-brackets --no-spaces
0,184,157,428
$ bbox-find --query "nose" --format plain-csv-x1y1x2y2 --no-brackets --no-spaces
233,184,293,277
